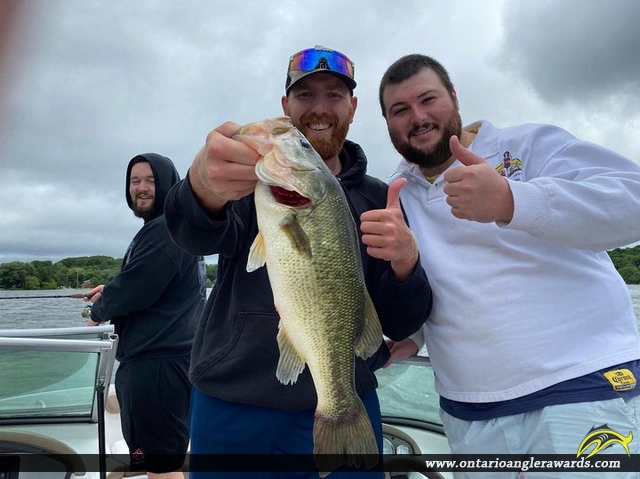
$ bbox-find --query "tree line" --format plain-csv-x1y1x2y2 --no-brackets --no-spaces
0,247,639,290
607,245,640,284
0,256,218,290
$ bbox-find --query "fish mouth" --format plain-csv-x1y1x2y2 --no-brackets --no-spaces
270,186,311,207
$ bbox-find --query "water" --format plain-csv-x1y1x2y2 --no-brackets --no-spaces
0,289,93,329
1,285,640,330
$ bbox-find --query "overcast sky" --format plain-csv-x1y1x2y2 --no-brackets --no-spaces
1,0,639,265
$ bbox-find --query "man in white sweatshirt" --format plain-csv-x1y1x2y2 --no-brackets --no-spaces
379,54,640,478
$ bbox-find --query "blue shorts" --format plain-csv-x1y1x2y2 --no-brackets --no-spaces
189,388,384,478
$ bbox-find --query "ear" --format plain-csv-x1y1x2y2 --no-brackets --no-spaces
450,88,459,109
349,95,358,124
281,94,288,115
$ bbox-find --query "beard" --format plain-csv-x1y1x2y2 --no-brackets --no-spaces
296,112,350,161
389,110,462,170
131,196,155,221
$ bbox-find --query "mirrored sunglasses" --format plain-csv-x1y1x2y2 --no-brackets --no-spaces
287,48,355,79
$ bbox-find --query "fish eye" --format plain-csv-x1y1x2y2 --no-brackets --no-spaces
299,139,312,149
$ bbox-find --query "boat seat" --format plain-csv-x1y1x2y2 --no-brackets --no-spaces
0,430,86,476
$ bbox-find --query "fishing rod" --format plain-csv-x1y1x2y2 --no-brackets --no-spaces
0,293,90,300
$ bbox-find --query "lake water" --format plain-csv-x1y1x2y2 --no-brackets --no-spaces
0,285,639,330
0,289,96,329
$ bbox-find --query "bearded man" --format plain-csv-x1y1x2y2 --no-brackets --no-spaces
85,154,206,479
380,54,640,479
163,46,433,479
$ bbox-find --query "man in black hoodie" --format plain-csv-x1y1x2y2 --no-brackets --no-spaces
164,46,432,478
85,153,206,478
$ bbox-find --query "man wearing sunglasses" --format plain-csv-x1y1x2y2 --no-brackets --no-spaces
164,46,432,478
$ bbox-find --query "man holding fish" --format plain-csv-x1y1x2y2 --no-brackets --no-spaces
165,46,432,477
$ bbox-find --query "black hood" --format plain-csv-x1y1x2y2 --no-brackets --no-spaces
336,139,368,187
125,153,180,222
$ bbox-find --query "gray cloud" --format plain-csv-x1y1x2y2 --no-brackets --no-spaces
497,0,640,106
1,0,638,265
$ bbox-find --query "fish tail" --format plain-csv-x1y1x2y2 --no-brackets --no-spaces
313,402,380,477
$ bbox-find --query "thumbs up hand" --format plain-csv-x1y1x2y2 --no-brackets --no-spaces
360,178,419,282
443,135,514,223
385,176,405,211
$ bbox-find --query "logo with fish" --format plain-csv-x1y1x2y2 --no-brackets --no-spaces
576,424,633,458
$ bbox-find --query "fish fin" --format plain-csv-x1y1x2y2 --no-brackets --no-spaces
275,327,306,385
355,291,383,360
247,232,267,272
281,214,312,259
313,399,380,476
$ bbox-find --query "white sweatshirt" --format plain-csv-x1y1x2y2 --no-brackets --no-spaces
391,120,640,403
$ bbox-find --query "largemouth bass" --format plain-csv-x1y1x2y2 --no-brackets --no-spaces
234,117,383,476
